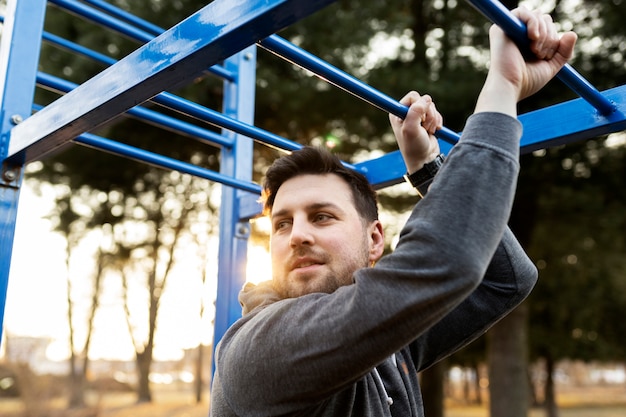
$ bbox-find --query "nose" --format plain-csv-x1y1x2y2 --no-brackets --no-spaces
289,217,314,247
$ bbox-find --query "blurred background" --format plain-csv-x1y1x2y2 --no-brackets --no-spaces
1,0,625,416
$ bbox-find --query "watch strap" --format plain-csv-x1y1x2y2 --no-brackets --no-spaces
404,153,445,197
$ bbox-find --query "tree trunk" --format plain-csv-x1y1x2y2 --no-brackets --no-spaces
195,344,205,404
421,360,445,417
488,304,529,417
463,368,471,403
68,363,86,408
544,354,559,417
136,350,152,403
528,366,539,407
473,362,482,405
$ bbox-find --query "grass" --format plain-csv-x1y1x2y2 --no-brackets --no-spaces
1,384,625,416
445,385,626,417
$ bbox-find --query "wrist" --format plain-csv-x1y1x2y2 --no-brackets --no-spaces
475,77,518,117
405,150,441,174
404,153,445,197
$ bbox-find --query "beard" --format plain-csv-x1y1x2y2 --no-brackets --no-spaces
272,243,370,299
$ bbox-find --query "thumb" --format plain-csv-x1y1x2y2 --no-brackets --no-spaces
554,32,577,67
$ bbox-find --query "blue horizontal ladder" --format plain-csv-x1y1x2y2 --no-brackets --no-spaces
0,0,624,386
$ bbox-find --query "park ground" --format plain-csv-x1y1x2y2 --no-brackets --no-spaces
0,384,625,417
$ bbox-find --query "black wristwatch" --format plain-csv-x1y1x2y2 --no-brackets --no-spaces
403,153,445,197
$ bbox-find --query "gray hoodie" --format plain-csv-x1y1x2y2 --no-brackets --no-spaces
210,112,538,416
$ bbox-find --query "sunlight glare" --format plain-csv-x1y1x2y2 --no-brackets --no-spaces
246,244,272,285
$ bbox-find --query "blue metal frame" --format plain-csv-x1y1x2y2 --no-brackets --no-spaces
214,46,258,372
1,0,626,393
7,0,338,163
358,84,626,188
0,0,47,334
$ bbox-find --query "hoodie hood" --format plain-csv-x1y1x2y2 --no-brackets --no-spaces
238,280,282,315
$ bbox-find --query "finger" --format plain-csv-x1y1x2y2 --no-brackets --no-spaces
424,100,439,134
536,14,557,59
391,91,421,128
513,6,537,37
556,31,577,62
405,95,430,125
399,90,421,107
542,16,560,60
429,107,443,135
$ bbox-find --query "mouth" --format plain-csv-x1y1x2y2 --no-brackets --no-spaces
292,258,323,271
295,261,319,269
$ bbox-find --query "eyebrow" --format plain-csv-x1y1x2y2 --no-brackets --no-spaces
271,201,346,220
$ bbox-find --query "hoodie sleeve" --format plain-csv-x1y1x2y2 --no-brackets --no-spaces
213,112,534,416
408,226,538,371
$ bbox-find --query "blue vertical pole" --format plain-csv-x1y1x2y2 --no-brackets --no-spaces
213,46,257,373
0,0,47,343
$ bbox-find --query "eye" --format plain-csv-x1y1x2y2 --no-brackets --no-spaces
273,219,291,232
313,213,333,223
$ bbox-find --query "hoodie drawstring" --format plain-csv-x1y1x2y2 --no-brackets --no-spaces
372,366,394,406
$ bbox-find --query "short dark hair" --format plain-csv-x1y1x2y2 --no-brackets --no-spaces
261,146,378,222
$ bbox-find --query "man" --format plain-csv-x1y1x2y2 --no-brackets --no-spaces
210,7,577,416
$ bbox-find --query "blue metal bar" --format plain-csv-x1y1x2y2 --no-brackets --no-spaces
48,0,152,43
41,29,116,67
33,27,300,152
259,35,461,145
8,0,338,163
0,16,116,68
518,84,626,152
81,0,165,37
355,142,455,189
152,93,303,153
214,46,258,373
72,131,261,194
357,84,626,187
35,62,301,153
47,0,235,81
465,0,616,116
36,72,234,148
0,0,47,345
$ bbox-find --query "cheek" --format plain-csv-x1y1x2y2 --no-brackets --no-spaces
269,237,287,266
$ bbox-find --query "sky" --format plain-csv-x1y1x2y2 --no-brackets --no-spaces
2,181,273,362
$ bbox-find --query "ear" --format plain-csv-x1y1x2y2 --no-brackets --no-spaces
367,220,385,263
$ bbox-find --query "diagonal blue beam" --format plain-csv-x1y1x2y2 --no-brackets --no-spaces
7,0,338,163
358,85,626,188
33,29,302,153
35,73,234,148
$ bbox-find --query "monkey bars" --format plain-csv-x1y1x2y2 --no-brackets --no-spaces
1,0,625,383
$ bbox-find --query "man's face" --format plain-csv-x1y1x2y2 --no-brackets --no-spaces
269,173,382,299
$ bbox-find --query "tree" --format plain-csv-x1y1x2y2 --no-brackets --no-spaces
30,0,626,412
524,139,626,416
33,0,224,403
37,183,110,408
514,1,626,415
113,170,217,402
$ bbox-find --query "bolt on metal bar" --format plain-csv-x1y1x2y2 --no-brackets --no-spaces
258,35,461,145
466,0,616,115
